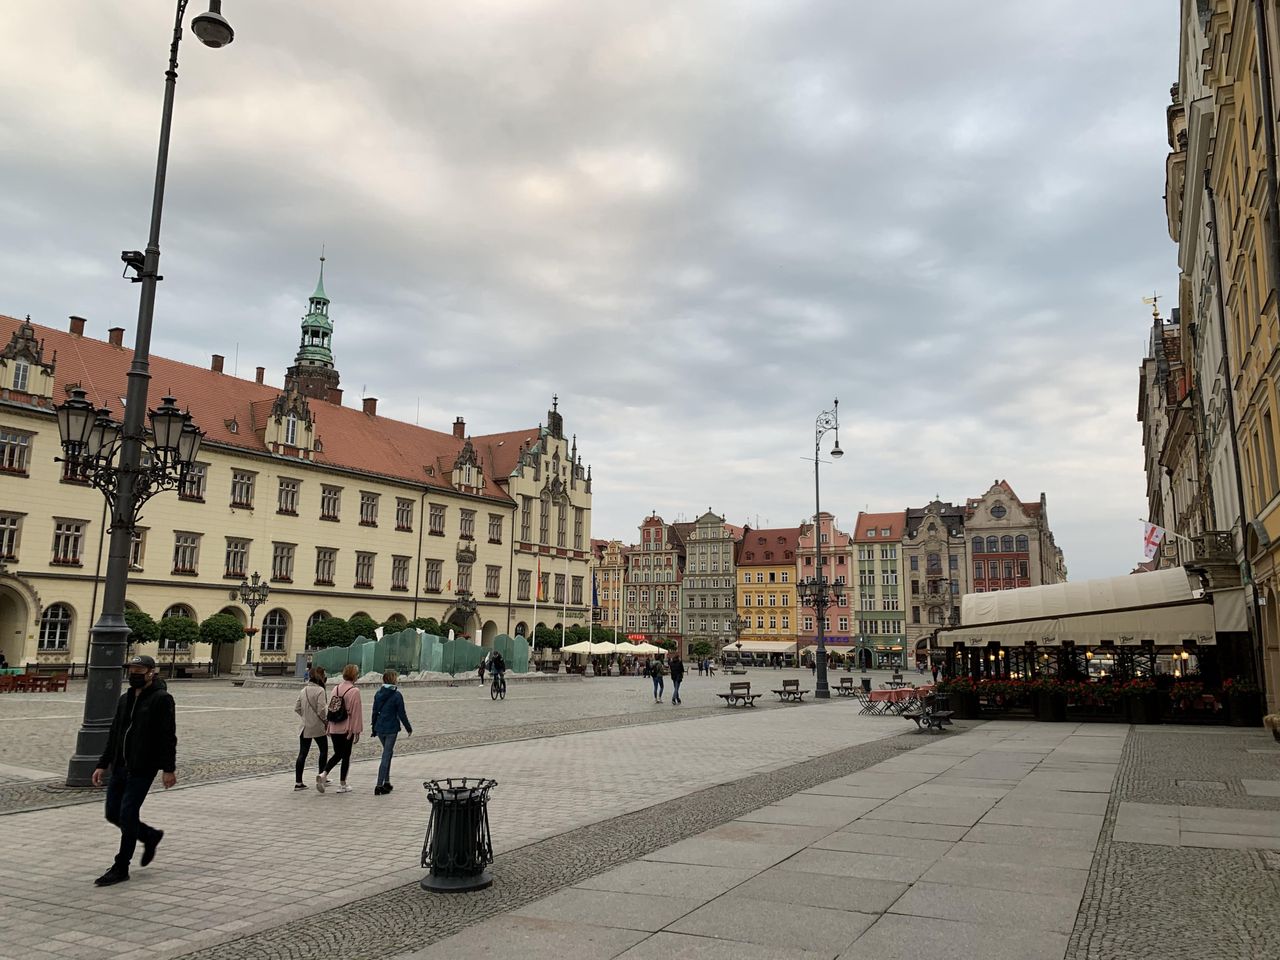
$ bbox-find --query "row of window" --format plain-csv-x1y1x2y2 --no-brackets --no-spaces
974,560,1030,579
972,535,1030,554
518,496,587,550
35,601,293,652
855,546,897,561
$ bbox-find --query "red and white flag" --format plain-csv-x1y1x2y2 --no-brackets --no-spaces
1142,522,1166,560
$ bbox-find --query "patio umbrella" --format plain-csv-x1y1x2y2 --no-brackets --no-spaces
561,640,593,654
629,642,664,654
588,641,618,654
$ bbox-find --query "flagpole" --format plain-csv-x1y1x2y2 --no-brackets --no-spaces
532,555,539,665
1139,519,1195,546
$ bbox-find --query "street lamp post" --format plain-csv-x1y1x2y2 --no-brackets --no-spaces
58,1,234,786
649,606,666,647
803,399,843,698
237,572,270,669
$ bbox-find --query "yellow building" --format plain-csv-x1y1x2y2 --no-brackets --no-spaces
1197,1,1280,709
591,538,626,635
0,276,593,670
733,526,800,659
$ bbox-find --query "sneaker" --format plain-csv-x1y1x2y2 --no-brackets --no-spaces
294,783,308,791
94,867,129,887
316,774,327,794
140,830,163,867
335,784,351,794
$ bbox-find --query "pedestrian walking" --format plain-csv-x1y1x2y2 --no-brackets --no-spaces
294,666,329,790
648,658,665,702
931,662,940,683
669,653,684,704
90,654,176,887
371,670,412,796
318,663,363,794
478,657,486,686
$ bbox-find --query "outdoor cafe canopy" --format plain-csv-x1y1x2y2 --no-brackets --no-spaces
936,567,1244,647
722,640,797,654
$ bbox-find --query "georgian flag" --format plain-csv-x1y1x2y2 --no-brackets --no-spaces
1142,522,1166,560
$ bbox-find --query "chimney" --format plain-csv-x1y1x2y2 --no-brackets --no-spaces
211,354,224,374
255,366,265,385
68,316,86,336
107,327,125,347
327,386,343,405
363,396,378,416
453,417,466,439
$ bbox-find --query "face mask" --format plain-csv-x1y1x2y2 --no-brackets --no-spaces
128,673,148,689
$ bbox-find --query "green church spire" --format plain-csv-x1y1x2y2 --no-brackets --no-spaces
295,253,334,368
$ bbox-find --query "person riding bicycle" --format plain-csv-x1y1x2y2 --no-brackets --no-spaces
489,651,507,691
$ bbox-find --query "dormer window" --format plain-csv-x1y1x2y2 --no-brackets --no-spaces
284,414,298,446
12,359,29,393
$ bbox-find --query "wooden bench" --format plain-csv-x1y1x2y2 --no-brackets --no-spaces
771,678,809,702
253,662,292,677
716,681,760,708
835,676,859,697
723,665,747,675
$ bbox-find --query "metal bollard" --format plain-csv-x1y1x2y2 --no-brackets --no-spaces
420,777,497,892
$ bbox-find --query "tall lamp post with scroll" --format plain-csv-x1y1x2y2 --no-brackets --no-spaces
55,1,235,787
799,399,844,698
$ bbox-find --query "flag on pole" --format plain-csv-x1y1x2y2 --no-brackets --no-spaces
536,558,544,601
591,572,599,609
1142,522,1166,560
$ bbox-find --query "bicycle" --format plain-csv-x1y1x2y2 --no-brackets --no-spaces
490,671,506,700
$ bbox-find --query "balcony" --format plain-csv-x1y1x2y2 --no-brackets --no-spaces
456,542,477,564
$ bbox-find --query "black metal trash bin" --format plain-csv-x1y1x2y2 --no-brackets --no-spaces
860,676,872,693
420,777,498,892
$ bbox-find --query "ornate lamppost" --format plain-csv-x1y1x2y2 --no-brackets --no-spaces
649,605,667,647
730,612,749,665
56,1,235,787
453,589,479,640
237,572,269,668
800,399,843,698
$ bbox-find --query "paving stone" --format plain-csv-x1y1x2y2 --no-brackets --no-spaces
1242,779,1280,797
614,931,826,960
510,888,698,932
836,913,1068,960
776,848,932,883
642,837,802,871
862,803,992,827
838,819,968,842
918,857,1088,897
810,831,955,861
890,881,1081,933
977,807,1104,833
942,839,1095,871
963,822,1099,849
397,915,647,960
728,867,909,915
697,822,835,847
668,895,876,954
1179,831,1280,850
576,860,755,902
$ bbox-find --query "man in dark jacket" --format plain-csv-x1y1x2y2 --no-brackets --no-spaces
668,654,685,705
91,654,177,886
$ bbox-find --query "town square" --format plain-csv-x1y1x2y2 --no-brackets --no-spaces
2,1,1280,958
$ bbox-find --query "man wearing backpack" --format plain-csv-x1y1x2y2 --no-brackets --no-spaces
648,657,664,703
90,655,177,887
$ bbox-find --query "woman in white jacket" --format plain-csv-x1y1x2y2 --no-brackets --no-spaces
294,666,329,790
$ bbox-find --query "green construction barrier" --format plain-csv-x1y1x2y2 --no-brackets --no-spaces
493,634,531,673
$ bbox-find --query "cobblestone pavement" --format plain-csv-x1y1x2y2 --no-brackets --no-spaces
1068,727,1280,960
0,667,844,812
0,688,912,960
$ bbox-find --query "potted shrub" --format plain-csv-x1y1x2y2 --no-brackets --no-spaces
1224,678,1264,727
1121,678,1160,724
939,676,980,719
1032,678,1067,722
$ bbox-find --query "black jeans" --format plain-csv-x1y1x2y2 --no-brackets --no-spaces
323,734,353,781
296,734,329,783
104,767,161,870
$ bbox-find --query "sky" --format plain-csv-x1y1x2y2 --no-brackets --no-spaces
0,1,1176,580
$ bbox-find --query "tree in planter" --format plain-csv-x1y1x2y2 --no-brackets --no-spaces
347,614,379,641
198,613,244,677
156,616,199,676
410,617,441,635
124,609,159,649
688,640,714,660
308,617,355,650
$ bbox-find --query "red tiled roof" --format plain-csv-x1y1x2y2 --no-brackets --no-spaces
1,314,537,501
735,526,801,566
853,511,906,542
965,480,1041,518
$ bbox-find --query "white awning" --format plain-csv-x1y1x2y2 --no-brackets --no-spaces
1212,588,1248,632
722,640,796,654
940,567,1229,647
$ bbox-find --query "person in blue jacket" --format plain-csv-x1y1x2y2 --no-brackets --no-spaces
370,670,412,796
